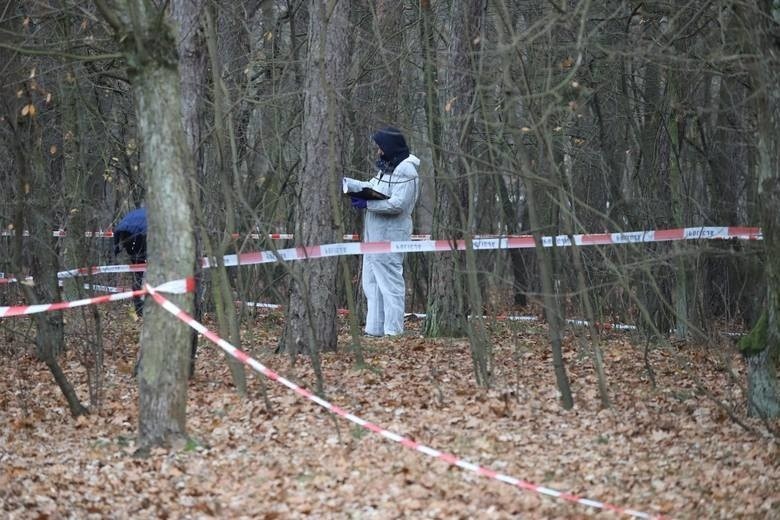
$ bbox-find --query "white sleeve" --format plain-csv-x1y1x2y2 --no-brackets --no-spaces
366,176,417,214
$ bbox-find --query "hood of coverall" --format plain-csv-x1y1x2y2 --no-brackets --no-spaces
372,127,410,170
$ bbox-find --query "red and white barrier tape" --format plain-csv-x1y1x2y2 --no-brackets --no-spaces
78,283,132,293
3,225,762,244
5,230,362,241
212,225,762,269
0,275,31,285
240,301,350,316
57,262,147,280
1,226,762,285
52,230,116,238
0,278,193,318
230,232,293,240
52,279,133,293
2,230,117,238
149,285,660,519
229,233,362,241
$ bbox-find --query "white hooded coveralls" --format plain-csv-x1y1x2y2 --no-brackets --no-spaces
345,155,420,336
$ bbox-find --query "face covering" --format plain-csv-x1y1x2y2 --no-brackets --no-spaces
372,127,409,171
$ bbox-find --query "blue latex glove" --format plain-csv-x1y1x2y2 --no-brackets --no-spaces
351,196,367,209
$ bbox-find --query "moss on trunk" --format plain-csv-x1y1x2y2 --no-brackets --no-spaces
739,311,768,356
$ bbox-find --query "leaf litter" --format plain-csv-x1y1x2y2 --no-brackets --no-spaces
0,307,778,519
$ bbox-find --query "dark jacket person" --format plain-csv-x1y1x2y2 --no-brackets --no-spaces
113,207,147,316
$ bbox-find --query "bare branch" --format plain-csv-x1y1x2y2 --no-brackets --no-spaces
0,42,122,61
93,0,125,33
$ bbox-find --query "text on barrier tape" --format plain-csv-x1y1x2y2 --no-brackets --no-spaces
211,225,761,269
4,230,363,241
0,226,762,284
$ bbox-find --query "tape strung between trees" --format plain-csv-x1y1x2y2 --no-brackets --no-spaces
0,225,756,284
0,226,762,322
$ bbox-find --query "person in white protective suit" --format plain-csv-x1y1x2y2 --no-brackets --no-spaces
343,127,420,337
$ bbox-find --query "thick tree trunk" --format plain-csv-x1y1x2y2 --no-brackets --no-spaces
739,1,780,418
746,345,780,417
424,0,485,339
134,57,197,448
95,1,198,449
134,61,197,448
370,0,403,126
279,0,351,374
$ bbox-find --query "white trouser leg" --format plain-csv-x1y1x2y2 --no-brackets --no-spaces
369,252,405,335
362,256,384,336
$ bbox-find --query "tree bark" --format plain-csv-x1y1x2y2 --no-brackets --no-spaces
369,0,403,127
423,0,484,339
171,0,208,381
2,14,88,417
134,61,197,448
96,0,198,449
279,0,352,374
740,0,780,418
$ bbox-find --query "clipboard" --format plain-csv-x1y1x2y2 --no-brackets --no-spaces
344,187,389,200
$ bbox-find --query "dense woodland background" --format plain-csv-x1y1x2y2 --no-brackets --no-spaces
0,0,779,504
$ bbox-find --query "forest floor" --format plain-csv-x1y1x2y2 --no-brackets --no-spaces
0,305,778,519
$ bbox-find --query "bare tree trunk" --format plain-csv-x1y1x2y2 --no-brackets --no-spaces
668,63,689,341
703,54,757,328
418,0,443,214
369,0,403,127
525,174,574,410
745,335,780,418
171,0,208,379
492,0,530,307
457,0,492,386
96,0,197,449
61,84,106,408
4,41,88,417
738,1,780,418
561,118,610,408
134,71,196,449
56,12,108,410
200,4,248,394
424,0,483,339
410,0,441,312
279,0,352,381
